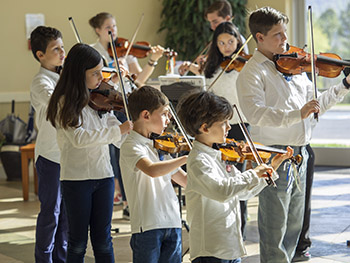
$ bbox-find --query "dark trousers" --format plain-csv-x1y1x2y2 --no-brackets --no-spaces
62,177,115,263
35,156,68,263
109,145,126,200
110,111,127,201
295,144,314,253
227,123,249,240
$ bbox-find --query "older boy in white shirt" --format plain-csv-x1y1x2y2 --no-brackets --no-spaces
236,7,350,263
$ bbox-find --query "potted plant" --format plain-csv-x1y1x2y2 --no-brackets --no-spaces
158,0,247,61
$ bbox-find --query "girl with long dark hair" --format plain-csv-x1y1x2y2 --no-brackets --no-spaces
47,43,132,263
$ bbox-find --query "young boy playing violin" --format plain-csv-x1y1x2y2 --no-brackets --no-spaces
30,26,68,263
236,6,350,263
119,86,187,263
177,90,293,263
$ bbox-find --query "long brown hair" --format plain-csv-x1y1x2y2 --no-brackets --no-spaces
46,43,102,129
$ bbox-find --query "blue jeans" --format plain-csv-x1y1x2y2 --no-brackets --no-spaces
61,177,115,263
192,257,241,263
258,146,308,263
130,228,182,263
35,156,68,263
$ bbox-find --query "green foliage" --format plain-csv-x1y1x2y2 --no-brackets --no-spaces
311,4,350,96
158,0,247,60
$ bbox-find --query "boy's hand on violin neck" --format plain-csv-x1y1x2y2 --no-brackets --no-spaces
120,121,133,135
150,45,164,61
301,99,320,119
270,146,294,170
254,163,273,178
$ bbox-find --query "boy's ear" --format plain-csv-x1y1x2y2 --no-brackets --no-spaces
36,50,45,60
256,32,264,43
140,110,150,120
199,123,209,134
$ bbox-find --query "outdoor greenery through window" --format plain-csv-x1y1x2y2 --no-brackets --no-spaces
306,0,350,103
305,0,350,148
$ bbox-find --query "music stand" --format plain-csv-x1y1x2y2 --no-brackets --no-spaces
161,82,201,109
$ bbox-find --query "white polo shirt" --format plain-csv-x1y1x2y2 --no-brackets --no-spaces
56,106,124,181
120,130,182,234
30,66,60,163
186,140,268,261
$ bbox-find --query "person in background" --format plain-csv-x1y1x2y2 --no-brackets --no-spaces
30,25,68,263
178,0,248,76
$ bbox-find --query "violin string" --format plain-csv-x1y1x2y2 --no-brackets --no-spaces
169,102,192,150
125,13,144,58
68,17,82,43
108,31,131,121
207,34,252,91
308,6,318,121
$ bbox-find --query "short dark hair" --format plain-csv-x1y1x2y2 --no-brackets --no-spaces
47,43,102,129
249,7,289,42
128,86,169,121
30,26,62,61
177,91,233,137
205,0,232,19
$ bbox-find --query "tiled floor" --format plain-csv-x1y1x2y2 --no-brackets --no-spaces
0,162,349,263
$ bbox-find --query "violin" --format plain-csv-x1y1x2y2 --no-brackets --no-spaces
219,138,302,165
88,81,124,113
108,37,178,59
274,45,350,78
102,67,139,88
220,51,252,73
153,132,191,154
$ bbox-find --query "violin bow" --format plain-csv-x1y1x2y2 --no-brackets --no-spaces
181,41,212,76
169,102,192,150
124,13,144,58
232,104,277,187
108,31,131,121
68,17,82,43
308,6,318,121
207,34,252,91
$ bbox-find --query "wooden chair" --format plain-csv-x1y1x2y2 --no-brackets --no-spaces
20,143,38,201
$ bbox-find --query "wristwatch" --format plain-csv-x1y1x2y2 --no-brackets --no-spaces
148,59,158,67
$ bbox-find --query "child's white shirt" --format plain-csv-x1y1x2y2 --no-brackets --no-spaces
186,140,268,260
56,106,124,180
30,66,60,163
120,130,182,234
